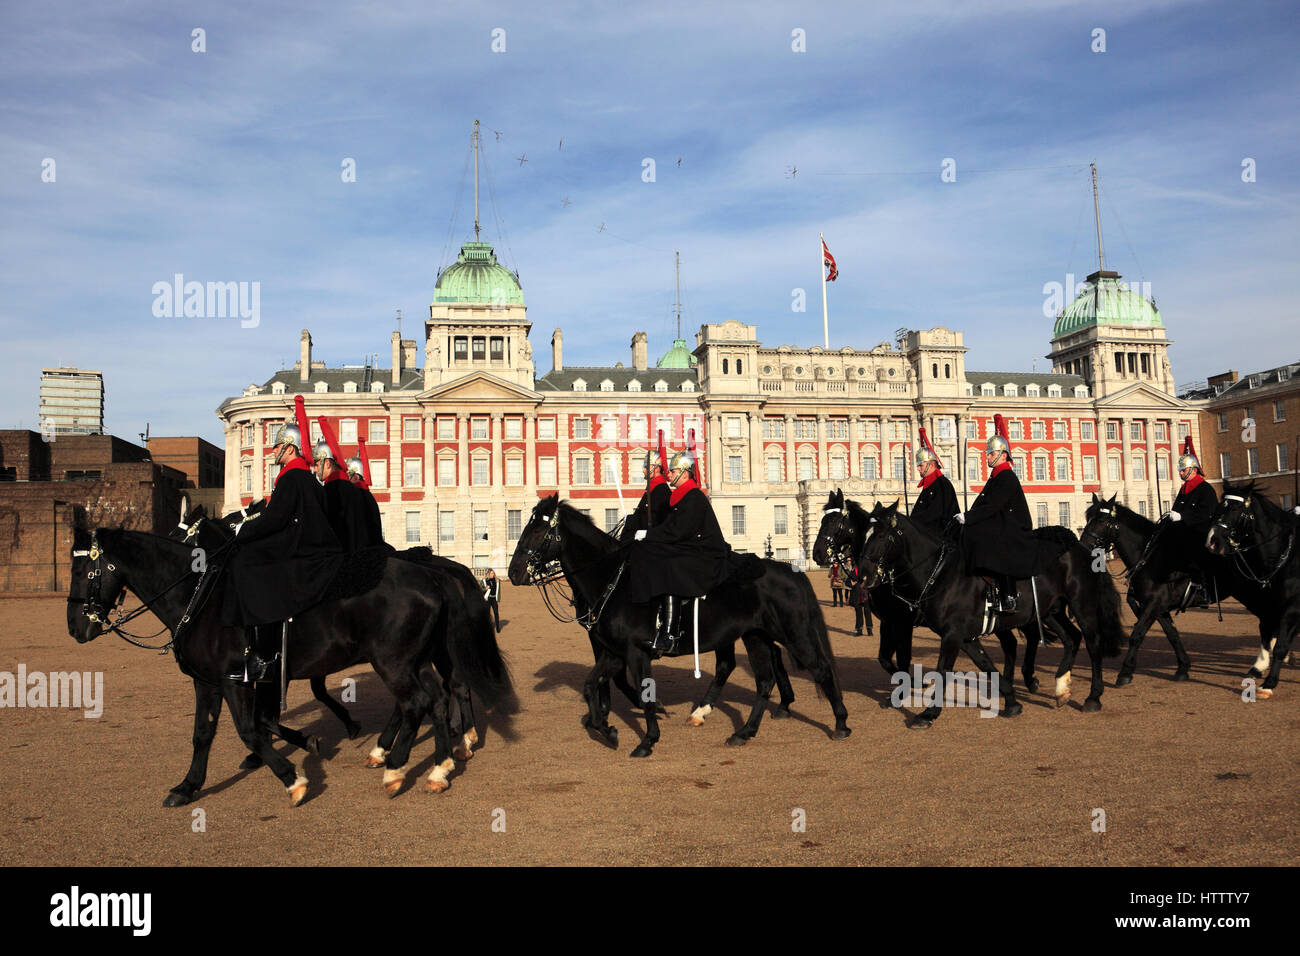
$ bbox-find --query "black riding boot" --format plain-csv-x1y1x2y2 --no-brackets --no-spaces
999,577,1019,613
651,596,678,655
230,625,279,683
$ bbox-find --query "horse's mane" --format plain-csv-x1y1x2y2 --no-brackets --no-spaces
1223,480,1289,522
844,498,871,526
1110,500,1155,535
555,501,619,553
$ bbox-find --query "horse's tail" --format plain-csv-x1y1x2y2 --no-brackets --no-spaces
1067,540,1125,658
788,565,842,700
445,581,513,710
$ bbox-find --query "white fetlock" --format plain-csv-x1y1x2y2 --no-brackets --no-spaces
369,746,390,762
425,758,455,792
1055,673,1071,705
287,775,308,805
466,727,479,746
688,704,713,726
382,765,407,787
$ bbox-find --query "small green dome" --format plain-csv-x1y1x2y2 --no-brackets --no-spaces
656,337,697,368
1053,270,1161,338
434,242,524,305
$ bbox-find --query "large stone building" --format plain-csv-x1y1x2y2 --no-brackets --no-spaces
38,367,104,436
1180,363,1300,509
217,241,1204,571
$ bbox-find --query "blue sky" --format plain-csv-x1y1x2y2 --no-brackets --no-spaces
2,0,1297,446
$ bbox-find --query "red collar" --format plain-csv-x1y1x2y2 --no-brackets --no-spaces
323,470,346,484
917,467,943,490
990,461,1013,478
1180,472,1204,496
648,474,668,491
351,477,370,491
669,477,700,507
274,457,311,486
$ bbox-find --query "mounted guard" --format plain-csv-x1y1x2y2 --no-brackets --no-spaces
956,413,1059,613
1159,436,1218,605
221,395,344,682
910,426,960,536
315,417,384,550
620,429,671,543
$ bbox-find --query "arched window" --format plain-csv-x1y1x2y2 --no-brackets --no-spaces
722,358,729,374
932,363,939,378
736,359,742,375
944,363,951,378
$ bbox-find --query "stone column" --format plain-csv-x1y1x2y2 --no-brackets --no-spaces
1119,416,1133,506
252,417,266,499
816,413,828,480
457,412,469,490
491,411,503,487
708,411,723,490
557,412,570,497
748,411,761,484
849,414,860,478
424,412,435,502
784,413,795,483
525,410,537,493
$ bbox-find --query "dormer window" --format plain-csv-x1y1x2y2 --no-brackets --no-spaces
964,383,974,396
314,381,328,393
271,381,286,395
1025,384,1040,398
343,381,358,393
1074,385,1089,398
981,383,994,396
654,380,668,393
628,379,641,392
1047,385,1061,398
572,378,587,392
681,381,695,392
371,381,385,393
600,379,614,392
1003,383,1018,397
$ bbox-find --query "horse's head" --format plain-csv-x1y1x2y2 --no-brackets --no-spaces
172,503,209,546
812,488,852,567
508,493,562,585
857,500,903,589
1207,484,1256,557
67,527,126,644
1080,493,1121,553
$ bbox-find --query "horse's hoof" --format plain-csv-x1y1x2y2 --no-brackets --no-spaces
603,727,619,749
162,790,192,808
452,747,470,761
382,767,406,797
688,703,713,726
424,758,454,793
239,754,263,771
1115,672,1134,687
1172,669,1191,683
910,718,932,730
772,706,792,720
1257,687,1273,700
1083,698,1102,713
306,735,322,755
1055,693,1070,708
629,744,654,758
423,778,449,794
833,726,851,740
726,734,750,747
364,746,389,769
1024,677,1040,694
1002,701,1023,718
288,776,308,807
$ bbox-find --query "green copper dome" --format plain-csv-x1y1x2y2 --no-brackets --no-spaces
1053,270,1161,338
434,242,524,305
656,337,697,368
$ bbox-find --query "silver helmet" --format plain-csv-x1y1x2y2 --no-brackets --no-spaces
644,448,662,471
271,420,302,451
313,438,335,463
346,456,365,478
1177,449,1201,472
985,433,1010,457
669,449,696,475
915,444,939,467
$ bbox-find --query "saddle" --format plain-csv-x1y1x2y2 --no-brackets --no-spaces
321,545,391,603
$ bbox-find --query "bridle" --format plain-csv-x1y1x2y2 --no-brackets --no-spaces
1080,506,1131,580
1212,494,1296,587
861,512,950,612
519,507,625,630
820,507,857,569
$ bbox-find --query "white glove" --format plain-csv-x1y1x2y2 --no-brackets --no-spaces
233,521,243,536
634,529,647,541
955,512,966,524
1293,506,1299,516
1166,511,1182,522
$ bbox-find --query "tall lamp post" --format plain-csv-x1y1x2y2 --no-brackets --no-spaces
764,534,773,560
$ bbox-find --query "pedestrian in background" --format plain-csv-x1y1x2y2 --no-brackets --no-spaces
846,560,873,637
829,561,844,607
484,568,502,632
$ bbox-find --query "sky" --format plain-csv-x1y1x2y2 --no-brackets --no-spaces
1,0,1297,446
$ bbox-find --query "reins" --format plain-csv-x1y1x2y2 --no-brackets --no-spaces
1214,495,1297,586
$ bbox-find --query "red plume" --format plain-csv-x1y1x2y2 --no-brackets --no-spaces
919,426,940,467
688,427,703,487
294,395,314,464
357,436,373,485
317,415,344,465
1183,436,1195,459
994,414,1009,441
657,429,668,478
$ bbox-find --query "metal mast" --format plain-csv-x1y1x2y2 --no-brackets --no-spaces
1091,162,1105,272
473,120,483,243
674,250,682,339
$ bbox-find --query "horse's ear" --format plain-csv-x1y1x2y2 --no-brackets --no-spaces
1090,492,1098,504
890,498,901,512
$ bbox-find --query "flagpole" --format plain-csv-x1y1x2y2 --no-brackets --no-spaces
820,232,829,350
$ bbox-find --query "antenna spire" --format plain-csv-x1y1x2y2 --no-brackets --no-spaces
1091,162,1105,273
674,250,682,340
473,119,483,243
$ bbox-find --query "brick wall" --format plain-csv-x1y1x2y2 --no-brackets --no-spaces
1197,381,1300,508
146,436,225,488
0,430,51,481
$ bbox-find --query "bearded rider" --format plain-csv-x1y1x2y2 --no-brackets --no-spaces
910,426,960,537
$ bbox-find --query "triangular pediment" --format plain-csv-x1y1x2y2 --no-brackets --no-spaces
1094,381,1189,410
422,371,539,403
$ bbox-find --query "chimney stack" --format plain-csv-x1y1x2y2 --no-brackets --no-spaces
299,330,312,383
551,328,563,372
631,331,648,372
402,339,417,372
391,331,402,385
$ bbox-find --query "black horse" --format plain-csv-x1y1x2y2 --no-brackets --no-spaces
67,527,511,805
1080,493,1205,685
812,490,916,676
1207,481,1300,699
173,503,361,745
508,495,850,756
858,502,1124,726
